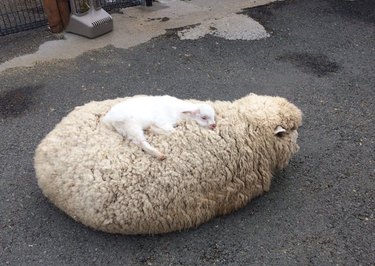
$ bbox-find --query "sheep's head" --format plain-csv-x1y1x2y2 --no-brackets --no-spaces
271,123,300,170
264,96,302,170
235,94,303,171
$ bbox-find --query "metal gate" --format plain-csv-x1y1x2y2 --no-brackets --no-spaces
0,0,143,36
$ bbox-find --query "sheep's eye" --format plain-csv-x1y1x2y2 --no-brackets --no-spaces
202,116,208,120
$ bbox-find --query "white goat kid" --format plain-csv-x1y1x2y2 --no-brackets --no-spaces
102,95,216,160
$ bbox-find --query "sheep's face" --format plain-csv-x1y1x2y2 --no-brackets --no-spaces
274,125,299,148
271,124,300,170
244,94,303,171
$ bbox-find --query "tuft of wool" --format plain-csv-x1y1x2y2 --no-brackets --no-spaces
34,94,302,234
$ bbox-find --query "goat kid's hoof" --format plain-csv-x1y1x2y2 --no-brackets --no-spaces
158,154,167,161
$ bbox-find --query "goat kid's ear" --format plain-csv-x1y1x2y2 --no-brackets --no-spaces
182,109,200,116
274,125,287,135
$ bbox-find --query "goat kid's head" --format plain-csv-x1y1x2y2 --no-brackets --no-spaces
183,104,216,130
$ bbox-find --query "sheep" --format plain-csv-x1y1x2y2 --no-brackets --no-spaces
34,93,303,235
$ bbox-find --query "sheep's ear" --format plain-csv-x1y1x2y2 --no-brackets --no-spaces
274,125,287,136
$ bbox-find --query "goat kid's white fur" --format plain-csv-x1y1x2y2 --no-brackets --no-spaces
102,95,216,160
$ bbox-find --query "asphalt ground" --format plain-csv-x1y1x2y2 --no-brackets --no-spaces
0,0,374,265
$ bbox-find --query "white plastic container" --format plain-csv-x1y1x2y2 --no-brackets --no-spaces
66,0,113,38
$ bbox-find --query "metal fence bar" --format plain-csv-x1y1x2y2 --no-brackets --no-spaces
0,0,48,36
0,0,144,36
101,0,144,12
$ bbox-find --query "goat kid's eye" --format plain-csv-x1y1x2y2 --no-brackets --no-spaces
202,116,208,120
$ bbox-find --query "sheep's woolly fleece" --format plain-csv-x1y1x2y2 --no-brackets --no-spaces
34,94,303,235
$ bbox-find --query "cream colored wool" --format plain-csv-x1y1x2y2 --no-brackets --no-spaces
34,94,302,234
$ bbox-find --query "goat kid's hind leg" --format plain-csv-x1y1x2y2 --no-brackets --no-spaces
140,140,166,160
114,122,166,160
130,130,166,160
150,123,175,135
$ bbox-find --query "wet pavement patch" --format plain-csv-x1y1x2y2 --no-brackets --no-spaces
238,0,292,24
165,23,201,37
146,17,170,22
0,85,42,118
328,0,375,25
276,52,340,77
0,28,58,65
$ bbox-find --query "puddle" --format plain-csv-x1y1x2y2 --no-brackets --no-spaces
0,85,42,118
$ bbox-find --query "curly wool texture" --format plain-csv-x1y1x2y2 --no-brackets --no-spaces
34,94,302,234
